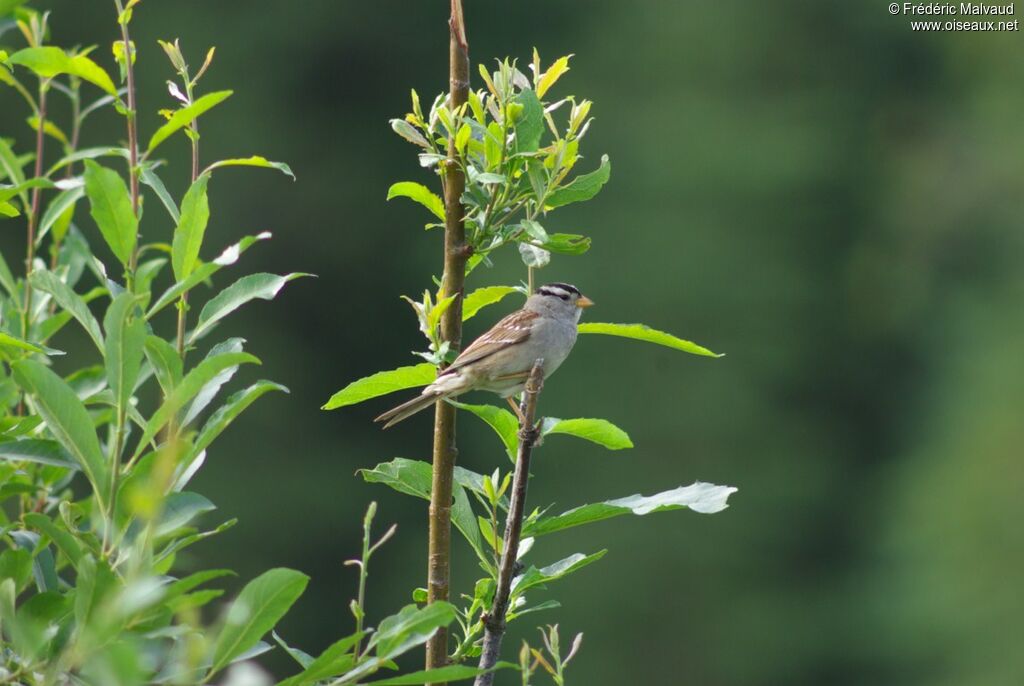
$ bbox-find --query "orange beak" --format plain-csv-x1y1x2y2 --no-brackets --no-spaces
576,295,595,308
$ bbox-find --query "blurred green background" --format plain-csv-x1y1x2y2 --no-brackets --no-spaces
3,1,1024,684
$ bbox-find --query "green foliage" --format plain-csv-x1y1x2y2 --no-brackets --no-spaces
577,322,722,357
322,47,736,678
0,3,337,683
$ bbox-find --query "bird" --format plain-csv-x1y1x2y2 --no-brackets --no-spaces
374,282,593,428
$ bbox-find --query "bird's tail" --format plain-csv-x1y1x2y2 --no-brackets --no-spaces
374,390,443,429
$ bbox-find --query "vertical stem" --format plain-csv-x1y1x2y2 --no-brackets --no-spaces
108,0,140,548
474,361,546,686
176,75,199,361
116,2,141,276
22,83,48,337
426,1,470,680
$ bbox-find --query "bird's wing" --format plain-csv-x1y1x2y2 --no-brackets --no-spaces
440,308,537,375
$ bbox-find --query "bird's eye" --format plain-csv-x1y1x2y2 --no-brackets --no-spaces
559,294,569,301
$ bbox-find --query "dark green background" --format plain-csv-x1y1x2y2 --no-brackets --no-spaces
3,2,1024,684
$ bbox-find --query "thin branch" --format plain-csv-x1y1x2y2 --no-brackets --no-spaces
21,82,48,338
425,0,471,681
474,360,546,686
115,1,141,276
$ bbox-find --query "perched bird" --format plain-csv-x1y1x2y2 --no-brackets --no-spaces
375,282,593,428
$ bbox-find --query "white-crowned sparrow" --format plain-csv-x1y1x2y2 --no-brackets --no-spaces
375,282,593,428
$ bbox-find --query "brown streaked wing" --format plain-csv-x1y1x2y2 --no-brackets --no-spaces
440,309,537,375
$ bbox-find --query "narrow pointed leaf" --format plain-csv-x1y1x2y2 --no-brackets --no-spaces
366,663,516,685
171,173,210,281
140,165,180,222
514,88,544,153
11,360,110,509
386,182,445,221
366,601,457,657
0,439,77,469
182,338,245,426
204,156,294,180
0,331,61,356
148,90,233,153
83,160,137,266
23,513,84,568
37,185,84,244
578,322,721,357
512,551,606,594
275,633,364,686
103,293,146,416
524,482,739,537
451,401,518,458
147,233,271,319
359,458,486,562
30,270,105,351
208,568,308,677
545,154,611,208
143,336,182,396
192,381,287,456
540,417,633,450
462,285,518,321
322,363,435,410
190,272,309,343
131,352,260,461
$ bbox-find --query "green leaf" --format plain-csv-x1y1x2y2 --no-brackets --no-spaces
11,360,110,509
83,160,137,266
541,417,633,450
8,48,117,95
26,116,68,145
463,285,518,321
366,602,457,658
146,232,271,319
360,458,486,564
276,633,364,686
512,551,606,594
148,90,233,153
208,568,308,677
0,200,18,218
156,491,216,536
190,272,309,343
322,363,436,410
541,232,591,255
0,439,76,469
171,173,210,281
524,482,739,537
191,381,288,457
182,338,246,426
387,181,445,222
578,322,721,357
103,293,146,418
366,663,516,685
165,569,235,600
23,512,84,568
66,54,118,96
204,156,294,180
131,352,260,461
37,185,84,245
514,88,544,153
536,55,572,98
0,549,32,590
30,270,105,352
545,154,611,208
451,401,518,459
0,331,61,356
140,165,180,222
143,336,182,397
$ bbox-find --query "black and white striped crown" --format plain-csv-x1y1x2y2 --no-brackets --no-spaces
537,282,581,300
